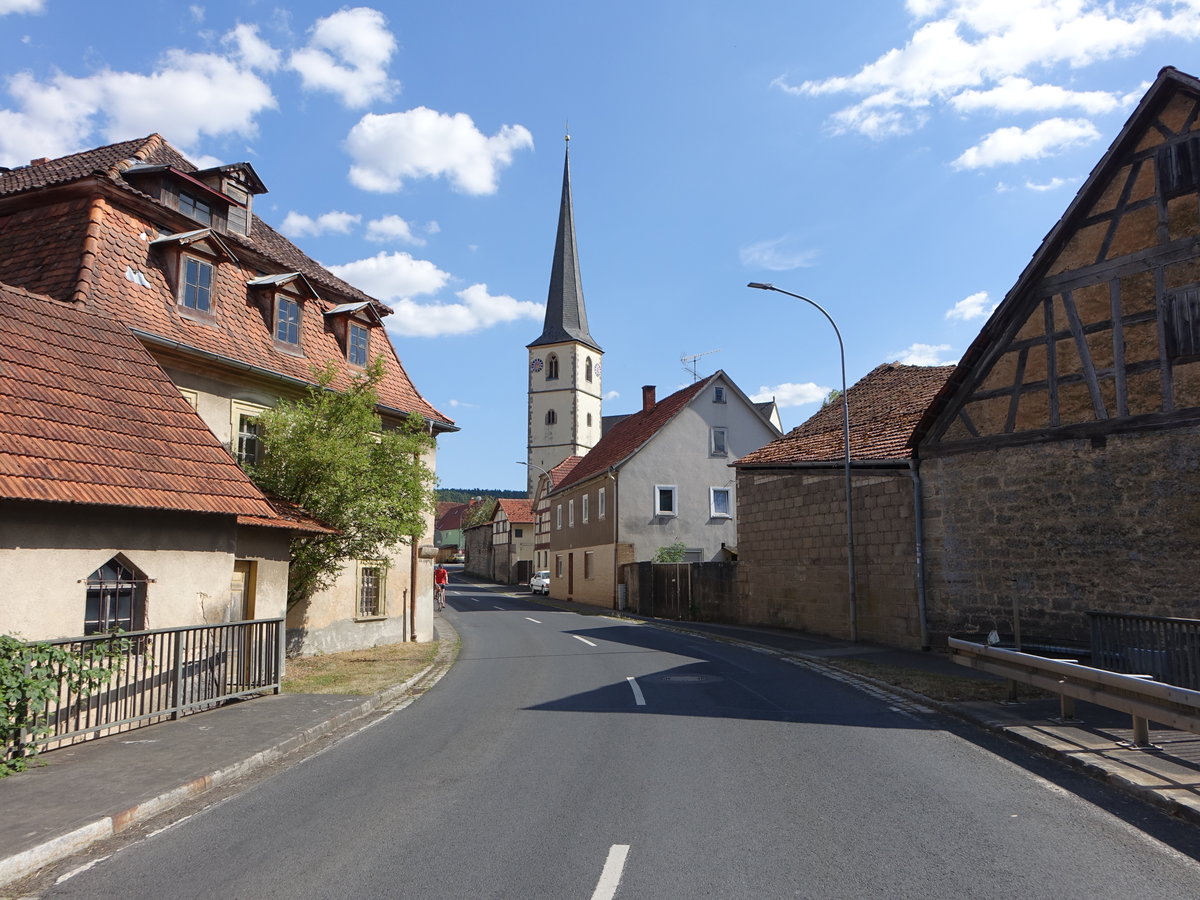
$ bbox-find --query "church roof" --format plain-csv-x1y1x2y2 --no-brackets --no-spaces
527,142,601,352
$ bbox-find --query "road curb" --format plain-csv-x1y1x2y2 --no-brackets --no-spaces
0,625,458,890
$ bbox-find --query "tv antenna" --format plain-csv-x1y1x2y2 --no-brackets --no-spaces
681,349,721,382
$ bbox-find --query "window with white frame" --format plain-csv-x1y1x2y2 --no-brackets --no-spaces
710,487,732,518
357,562,385,618
555,555,564,577
598,486,606,519
714,386,726,403
275,295,301,345
181,256,214,312
348,322,370,366
711,427,728,456
582,494,589,523
655,485,677,516
568,499,575,527
556,504,563,530
178,388,199,410
232,400,267,466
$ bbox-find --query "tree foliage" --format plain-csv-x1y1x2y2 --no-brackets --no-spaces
436,488,526,503
462,497,498,528
250,359,436,608
652,540,688,563
1,634,128,775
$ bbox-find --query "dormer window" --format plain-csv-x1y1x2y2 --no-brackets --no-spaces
183,256,213,312
179,192,212,226
276,296,301,345
348,322,370,366
152,229,237,322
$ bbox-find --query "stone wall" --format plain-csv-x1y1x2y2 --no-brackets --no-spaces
735,467,923,647
922,427,1200,645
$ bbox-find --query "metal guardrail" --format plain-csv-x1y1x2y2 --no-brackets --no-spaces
949,637,1200,747
29,618,284,751
1089,611,1200,690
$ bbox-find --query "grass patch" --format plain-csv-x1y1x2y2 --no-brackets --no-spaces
825,657,1051,703
283,641,438,696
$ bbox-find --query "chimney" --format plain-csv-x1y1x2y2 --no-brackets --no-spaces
642,385,656,412
30,157,49,167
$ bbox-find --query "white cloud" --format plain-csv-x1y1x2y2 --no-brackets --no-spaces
739,236,819,271
447,399,478,409
0,32,277,164
0,0,45,13
751,382,829,408
1025,176,1072,191
366,214,425,245
224,24,281,72
346,107,533,195
604,390,620,401
890,343,958,365
189,5,204,23
280,210,361,237
327,251,449,300
778,1,1200,153
288,7,396,108
950,77,1120,115
384,282,544,338
945,290,995,321
952,117,1099,169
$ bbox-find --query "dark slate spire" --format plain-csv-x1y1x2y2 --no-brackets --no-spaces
528,138,601,351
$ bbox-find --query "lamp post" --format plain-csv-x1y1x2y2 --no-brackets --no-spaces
747,282,857,642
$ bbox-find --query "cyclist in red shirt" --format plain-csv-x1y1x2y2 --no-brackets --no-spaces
434,564,449,610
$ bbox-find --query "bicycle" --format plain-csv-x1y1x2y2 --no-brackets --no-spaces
434,583,446,610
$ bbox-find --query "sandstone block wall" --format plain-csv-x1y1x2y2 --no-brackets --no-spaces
735,467,923,647
922,427,1200,645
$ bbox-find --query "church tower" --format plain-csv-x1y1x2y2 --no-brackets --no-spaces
526,137,602,494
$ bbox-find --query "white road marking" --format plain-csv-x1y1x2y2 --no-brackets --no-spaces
573,635,597,647
525,617,542,624
56,855,112,884
626,677,646,706
591,844,631,900
494,606,506,610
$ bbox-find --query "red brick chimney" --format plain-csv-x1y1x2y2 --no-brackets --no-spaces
642,385,656,412
29,157,49,167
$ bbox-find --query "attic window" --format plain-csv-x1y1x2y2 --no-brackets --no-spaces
182,257,213,312
348,322,370,366
179,192,212,226
1157,136,1200,198
275,296,301,346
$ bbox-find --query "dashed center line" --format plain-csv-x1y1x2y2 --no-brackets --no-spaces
494,606,506,610
573,635,597,647
525,617,542,624
591,844,631,900
626,677,646,706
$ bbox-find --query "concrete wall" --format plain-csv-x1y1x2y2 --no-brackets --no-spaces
922,429,1200,646
735,467,924,647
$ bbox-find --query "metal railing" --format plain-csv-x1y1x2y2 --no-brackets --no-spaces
949,637,1200,746
1089,611,1200,690
27,618,284,752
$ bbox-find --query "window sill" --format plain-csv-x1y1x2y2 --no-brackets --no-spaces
354,614,388,623
178,308,218,326
273,341,306,357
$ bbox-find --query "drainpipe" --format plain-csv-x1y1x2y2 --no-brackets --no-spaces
607,468,619,609
410,449,420,641
909,458,930,650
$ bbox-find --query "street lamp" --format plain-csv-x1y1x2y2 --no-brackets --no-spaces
747,282,857,642
515,461,554,493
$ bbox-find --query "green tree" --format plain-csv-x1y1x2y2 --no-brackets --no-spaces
653,540,688,563
462,497,498,528
251,359,436,609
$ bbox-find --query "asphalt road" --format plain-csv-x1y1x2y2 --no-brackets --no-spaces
38,581,1200,899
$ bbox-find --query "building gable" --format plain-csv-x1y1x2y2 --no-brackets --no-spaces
918,68,1200,452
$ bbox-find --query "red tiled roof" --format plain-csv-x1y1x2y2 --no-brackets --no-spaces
736,364,954,466
435,502,467,530
554,377,711,492
0,281,276,516
495,498,534,523
0,135,452,428
237,494,336,534
548,455,583,487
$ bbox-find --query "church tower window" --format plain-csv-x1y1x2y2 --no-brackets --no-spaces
546,409,557,425
547,354,559,380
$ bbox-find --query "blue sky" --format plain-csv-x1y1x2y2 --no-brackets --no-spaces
4,1,1200,489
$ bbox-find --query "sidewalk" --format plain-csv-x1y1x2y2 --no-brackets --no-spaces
3,601,1200,890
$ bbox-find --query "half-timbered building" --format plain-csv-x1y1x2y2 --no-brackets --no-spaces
914,67,1200,645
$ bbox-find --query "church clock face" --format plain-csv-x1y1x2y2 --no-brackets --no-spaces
530,358,544,373
594,362,601,377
